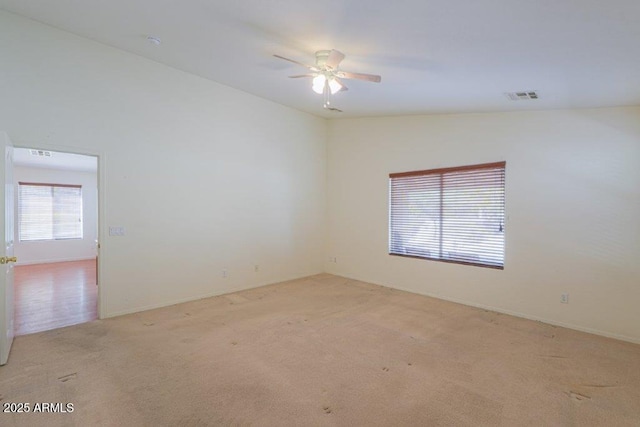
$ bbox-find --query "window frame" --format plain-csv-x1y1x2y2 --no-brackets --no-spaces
389,161,506,270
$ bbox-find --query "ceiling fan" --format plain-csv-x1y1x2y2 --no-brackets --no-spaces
274,49,382,112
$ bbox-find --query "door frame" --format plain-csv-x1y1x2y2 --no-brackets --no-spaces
13,142,106,319
1,133,15,365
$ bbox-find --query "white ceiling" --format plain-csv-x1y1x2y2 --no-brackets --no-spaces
1,0,639,118
13,148,97,172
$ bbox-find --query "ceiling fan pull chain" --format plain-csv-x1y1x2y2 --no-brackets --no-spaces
323,81,330,108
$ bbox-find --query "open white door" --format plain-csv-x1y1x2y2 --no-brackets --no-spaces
0,131,15,365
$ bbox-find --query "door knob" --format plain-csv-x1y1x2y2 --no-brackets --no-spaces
0,256,17,264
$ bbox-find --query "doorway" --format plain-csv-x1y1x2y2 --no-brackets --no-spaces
12,148,99,335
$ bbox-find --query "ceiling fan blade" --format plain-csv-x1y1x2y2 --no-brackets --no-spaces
273,54,318,71
288,74,315,78
326,49,345,70
334,77,349,91
337,71,382,83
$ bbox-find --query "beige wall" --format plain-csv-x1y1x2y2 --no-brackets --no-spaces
14,166,98,265
0,10,327,317
326,108,640,343
2,10,639,344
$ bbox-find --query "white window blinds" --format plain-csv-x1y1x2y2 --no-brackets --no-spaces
389,162,505,269
19,183,83,241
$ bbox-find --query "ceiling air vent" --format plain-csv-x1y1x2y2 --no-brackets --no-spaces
29,149,52,157
505,91,538,101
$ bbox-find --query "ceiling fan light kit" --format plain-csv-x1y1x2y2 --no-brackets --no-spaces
312,75,342,95
274,49,381,112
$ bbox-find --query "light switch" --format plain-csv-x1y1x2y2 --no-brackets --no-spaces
109,226,125,236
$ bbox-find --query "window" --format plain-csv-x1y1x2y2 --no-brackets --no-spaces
19,183,83,241
389,162,505,269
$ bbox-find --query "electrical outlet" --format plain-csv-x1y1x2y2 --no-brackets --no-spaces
222,269,227,278
560,293,569,304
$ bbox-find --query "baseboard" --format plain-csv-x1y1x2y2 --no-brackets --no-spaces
427,291,640,345
16,257,96,266
103,271,323,319
329,271,640,345
99,268,640,345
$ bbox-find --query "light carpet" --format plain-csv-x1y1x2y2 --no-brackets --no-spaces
1,274,639,426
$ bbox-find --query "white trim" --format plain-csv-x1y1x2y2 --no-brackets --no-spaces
103,273,321,319
331,272,640,345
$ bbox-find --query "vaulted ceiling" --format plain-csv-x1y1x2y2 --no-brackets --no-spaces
1,0,639,118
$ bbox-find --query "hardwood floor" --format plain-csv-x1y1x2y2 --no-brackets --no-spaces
14,259,98,336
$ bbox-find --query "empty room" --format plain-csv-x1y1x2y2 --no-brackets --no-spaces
0,1,639,426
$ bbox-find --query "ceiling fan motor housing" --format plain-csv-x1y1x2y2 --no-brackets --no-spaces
315,50,332,68
274,49,381,112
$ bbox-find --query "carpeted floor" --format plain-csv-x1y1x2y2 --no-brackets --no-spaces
1,274,639,426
